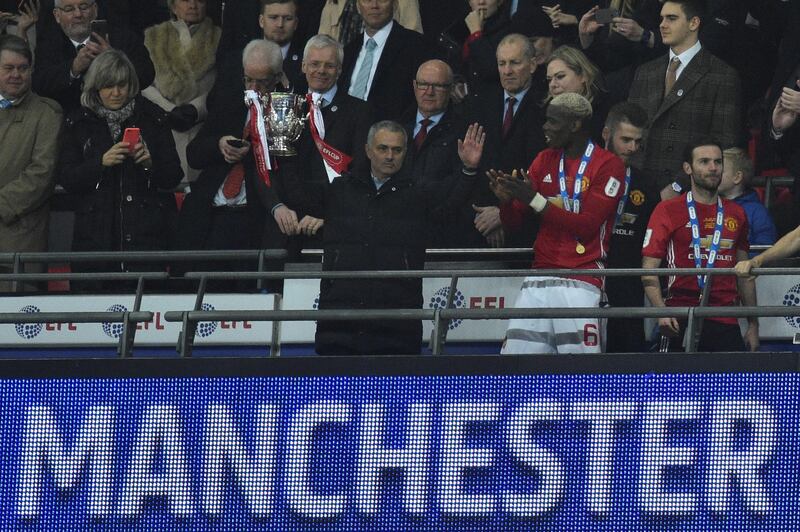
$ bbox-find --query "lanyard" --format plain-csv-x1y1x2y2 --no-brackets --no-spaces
558,140,594,213
614,166,632,227
686,191,724,291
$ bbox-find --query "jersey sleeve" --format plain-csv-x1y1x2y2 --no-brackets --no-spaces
642,201,671,259
539,153,626,240
499,153,541,231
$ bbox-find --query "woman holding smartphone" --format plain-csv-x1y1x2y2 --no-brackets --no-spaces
58,49,182,290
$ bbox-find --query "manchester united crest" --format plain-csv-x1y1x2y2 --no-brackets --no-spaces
630,189,645,206
725,217,738,231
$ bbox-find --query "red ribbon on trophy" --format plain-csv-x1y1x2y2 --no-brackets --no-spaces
306,93,352,177
245,90,272,187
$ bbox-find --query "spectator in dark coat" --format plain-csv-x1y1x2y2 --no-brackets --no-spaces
315,119,481,355
339,0,430,121
402,59,487,247
32,0,155,115
467,33,546,248
58,50,182,284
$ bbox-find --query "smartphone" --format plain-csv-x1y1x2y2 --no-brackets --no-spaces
227,138,247,148
594,8,619,24
122,127,140,153
90,19,109,42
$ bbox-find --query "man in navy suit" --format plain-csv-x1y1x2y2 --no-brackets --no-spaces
467,33,547,248
340,0,429,121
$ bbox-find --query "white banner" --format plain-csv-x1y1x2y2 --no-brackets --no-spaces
281,277,526,343
2,274,798,347
0,294,275,346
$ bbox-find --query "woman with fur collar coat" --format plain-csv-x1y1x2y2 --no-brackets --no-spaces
143,0,220,184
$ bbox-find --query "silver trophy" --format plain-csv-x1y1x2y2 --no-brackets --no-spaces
263,92,308,156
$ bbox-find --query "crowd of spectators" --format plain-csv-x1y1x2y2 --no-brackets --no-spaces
1,0,799,353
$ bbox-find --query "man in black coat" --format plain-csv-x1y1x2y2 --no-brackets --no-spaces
175,39,305,287
402,59,486,248
32,0,155,115
340,0,430,121
467,32,547,248
294,34,373,248
315,119,482,355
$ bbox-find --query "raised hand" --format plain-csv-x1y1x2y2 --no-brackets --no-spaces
579,6,604,36
457,122,485,170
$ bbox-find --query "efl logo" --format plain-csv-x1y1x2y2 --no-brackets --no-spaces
783,284,800,329
15,305,42,340
429,287,466,330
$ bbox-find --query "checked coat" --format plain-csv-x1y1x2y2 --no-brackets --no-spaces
628,47,742,189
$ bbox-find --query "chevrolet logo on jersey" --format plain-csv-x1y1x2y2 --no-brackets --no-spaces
693,237,736,250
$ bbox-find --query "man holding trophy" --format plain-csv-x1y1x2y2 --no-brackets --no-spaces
176,39,307,289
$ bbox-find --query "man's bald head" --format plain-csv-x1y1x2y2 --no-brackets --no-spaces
413,59,453,118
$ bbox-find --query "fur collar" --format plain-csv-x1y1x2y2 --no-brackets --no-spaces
144,18,221,104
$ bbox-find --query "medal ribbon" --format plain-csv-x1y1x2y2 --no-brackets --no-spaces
686,191,724,291
558,140,594,213
614,166,632,228
244,90,272,187
306,93,353,179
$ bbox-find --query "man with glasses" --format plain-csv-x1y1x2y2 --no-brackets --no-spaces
32,0,154,113
0,35,62,290
294,34,373,247
402,59,487,247
175,39,305,290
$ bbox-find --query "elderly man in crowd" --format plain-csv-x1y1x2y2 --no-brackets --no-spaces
176,39,305,290
0,35,62,288
32,0,154,113
294,33,373,247
403,58,486,247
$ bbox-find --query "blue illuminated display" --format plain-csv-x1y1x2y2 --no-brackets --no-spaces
1,373,797,530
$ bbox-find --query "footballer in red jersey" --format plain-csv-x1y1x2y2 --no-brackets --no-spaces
642,139,759,352
490,93,625,354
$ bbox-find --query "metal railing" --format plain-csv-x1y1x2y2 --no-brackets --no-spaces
0,248,793,357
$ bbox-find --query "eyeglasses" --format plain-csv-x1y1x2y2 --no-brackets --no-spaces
0,64,31,75
414,81,452,92
55,1,96,14
243,75,278,88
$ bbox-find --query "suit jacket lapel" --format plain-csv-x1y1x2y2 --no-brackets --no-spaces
653,49,710,122
370,24,401,91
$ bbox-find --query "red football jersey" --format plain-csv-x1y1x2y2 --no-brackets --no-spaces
642,193,749,324
500,144,626,288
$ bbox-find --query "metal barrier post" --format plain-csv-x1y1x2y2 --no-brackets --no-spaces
270,294,282,357
118,276,145,358
11,253,21,293
431,276,460,355
177,276,208,357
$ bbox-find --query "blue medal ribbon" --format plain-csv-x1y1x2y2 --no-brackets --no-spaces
686,191,724,291
614,167,632,228
558,140,594,214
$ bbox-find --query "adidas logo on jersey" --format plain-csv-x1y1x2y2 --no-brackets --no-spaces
543,174,552,183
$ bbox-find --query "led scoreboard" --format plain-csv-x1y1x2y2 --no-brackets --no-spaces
1,355,797,530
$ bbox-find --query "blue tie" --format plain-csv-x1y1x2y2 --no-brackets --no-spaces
0,99,11,109
349,38,377,101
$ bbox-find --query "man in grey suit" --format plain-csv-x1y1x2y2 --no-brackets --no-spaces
628,0,742,196
0,35,62,289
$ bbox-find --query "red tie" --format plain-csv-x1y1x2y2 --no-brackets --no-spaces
222,121,252,199
502,96,516,138
414,118,432,150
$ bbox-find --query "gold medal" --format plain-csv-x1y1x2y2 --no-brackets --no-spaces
575,242,586,255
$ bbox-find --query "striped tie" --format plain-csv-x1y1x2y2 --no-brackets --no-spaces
0,99,11,109
349,38,377,100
